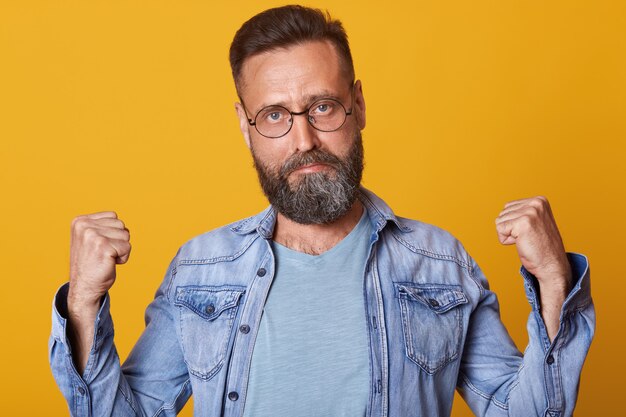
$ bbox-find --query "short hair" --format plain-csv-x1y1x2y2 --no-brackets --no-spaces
229,5,355,95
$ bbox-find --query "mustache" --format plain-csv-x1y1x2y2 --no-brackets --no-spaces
279,149,343,177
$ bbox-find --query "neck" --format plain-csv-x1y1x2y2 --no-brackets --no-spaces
273,199,364,255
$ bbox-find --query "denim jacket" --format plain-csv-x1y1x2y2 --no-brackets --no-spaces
49,188,594,417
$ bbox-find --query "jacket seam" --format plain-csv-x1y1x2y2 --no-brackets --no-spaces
358,190,386,221
165,263,178,304
358,191,410,232
178,234,260,265
506,366,524,399
117,384,139,416
564,299,592,315
466,260,485,296
390,232,472,271
459,372,509,411
153,378,191,417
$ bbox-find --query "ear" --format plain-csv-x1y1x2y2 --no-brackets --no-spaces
353,80,366,130
234,102,252,149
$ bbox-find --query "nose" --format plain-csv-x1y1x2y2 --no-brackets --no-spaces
288,112,321,153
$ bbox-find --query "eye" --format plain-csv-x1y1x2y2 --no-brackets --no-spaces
259,107,288,124
310,100,336,116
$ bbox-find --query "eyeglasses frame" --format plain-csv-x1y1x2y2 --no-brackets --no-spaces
241,84,356,139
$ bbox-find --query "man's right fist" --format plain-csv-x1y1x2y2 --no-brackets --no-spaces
68,211,131,307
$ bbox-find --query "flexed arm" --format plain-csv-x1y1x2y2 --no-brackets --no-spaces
495,196,572,341
50,213,190,416
458,196,594,417
67,211,131,374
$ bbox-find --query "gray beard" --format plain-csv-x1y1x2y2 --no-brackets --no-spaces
252,131,364,225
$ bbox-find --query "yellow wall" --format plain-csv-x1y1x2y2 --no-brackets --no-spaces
1,1,623,415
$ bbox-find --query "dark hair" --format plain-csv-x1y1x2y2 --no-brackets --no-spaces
229,5,355,94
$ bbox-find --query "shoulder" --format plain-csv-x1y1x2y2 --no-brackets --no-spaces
386,216,472,272
358,187,473,271
176,215,262,263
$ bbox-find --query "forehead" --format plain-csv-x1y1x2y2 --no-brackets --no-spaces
239,40,349,108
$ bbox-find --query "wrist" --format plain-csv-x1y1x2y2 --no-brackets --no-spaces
67,286,102,318
533,254,573,289
535,268,573,294
535,270,572,313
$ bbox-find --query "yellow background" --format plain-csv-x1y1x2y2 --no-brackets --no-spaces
1,1,624,416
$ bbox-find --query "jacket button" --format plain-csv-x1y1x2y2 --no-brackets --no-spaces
257,268,267,277
546,354,555,365
205,305,215,314
428,298,440,308
77,387,86,395
239,324,250,334
228,391,239,401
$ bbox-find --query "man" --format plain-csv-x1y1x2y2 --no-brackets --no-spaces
49,5,594,417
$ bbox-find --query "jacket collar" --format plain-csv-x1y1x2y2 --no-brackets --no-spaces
229,187,412,238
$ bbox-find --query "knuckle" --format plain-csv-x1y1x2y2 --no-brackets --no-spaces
538,196,550,211
528,198,542,209
520,214,534,228
533,196,549,209
71,216,80,228
92,234,108,248
72,216,87,231
83,227,98,239
527,205,540,216
525,200,544,215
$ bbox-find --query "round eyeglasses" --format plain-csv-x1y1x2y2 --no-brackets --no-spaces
245,97,353,139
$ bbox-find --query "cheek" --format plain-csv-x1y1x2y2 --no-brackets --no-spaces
323,130,357,156
250,139,290,169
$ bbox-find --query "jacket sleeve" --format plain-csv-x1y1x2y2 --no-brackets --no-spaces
48,257,191,417
457,253,595,417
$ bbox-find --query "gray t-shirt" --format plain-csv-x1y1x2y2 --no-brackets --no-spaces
242,210,371,417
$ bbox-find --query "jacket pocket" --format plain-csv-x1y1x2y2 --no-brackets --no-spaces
174,285,246,380
395,283,468,374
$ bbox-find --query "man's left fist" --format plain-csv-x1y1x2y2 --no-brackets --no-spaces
495,196,572,288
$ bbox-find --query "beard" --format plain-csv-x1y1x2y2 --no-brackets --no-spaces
251,131,364,225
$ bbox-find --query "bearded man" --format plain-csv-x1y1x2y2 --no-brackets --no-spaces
49,5,594,417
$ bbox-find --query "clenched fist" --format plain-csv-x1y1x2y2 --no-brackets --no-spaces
495,196,571,286
68,211,131,307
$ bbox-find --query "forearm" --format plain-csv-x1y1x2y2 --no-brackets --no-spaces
50,283,124,416
537,270,573,342
66,292,101,375
460,253,594,417
50,256,191,416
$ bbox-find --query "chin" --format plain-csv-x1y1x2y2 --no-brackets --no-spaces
287,171,336,189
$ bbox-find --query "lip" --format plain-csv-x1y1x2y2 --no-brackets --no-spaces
291,163,330,174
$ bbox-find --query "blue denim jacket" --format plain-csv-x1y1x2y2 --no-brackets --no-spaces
49,188,594,417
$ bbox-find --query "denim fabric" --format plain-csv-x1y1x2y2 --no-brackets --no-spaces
49,188,594,417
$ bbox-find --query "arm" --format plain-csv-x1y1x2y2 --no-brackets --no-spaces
457,253,593,417
495,196,572,341
49,213,191,416
457,197,595,416
49,269,191,416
